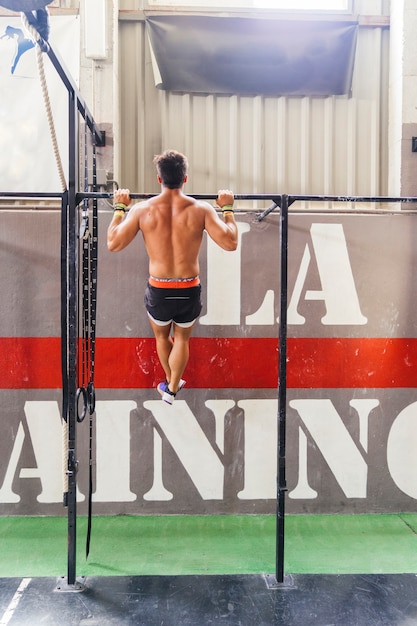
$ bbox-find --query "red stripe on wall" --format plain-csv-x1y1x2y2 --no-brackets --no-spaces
0,337,417,389
0,337,416,390
0,337,62,389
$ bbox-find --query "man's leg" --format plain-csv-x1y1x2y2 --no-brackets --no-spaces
148,317,195,395
148,318,173,383
168,323,195,393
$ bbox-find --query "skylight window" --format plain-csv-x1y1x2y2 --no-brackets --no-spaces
253,0,349,8
148,0,351,9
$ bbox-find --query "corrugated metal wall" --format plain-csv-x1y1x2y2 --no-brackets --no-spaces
118,13,389,205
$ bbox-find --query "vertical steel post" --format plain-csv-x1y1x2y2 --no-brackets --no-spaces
276,194,288,583
66,91,79,586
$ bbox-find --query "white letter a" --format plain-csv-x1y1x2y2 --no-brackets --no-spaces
288,223,367,325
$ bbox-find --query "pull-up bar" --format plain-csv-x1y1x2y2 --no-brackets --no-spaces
3,190,417,208
79,192,417,203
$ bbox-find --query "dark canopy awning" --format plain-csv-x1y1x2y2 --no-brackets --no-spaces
146,15,358,97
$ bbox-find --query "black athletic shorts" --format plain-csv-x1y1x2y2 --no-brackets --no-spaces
144,283,203,327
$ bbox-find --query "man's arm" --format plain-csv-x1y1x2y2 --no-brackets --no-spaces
107,188,140,252
204,189,238,251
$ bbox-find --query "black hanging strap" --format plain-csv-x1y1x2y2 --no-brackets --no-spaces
86,140,98,558
60,192,69,508
77,127,98,558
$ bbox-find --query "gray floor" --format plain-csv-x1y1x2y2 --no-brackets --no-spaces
1,573,417,625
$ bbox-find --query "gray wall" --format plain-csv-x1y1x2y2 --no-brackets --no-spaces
0,207,417,516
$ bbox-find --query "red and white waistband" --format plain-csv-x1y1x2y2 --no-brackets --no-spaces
148,275,200,289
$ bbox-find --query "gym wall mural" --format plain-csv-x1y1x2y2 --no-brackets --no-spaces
0,207,416,517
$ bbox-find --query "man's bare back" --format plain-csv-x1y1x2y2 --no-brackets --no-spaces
107,187,238,279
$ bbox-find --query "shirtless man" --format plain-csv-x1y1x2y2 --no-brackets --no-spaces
107,150,238,404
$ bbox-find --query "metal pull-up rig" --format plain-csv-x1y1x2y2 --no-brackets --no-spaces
3,0,417,594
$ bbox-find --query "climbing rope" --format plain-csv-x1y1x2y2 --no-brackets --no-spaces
21,11,67,191
21,9,68,502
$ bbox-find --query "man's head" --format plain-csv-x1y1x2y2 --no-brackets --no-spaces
153,150,188,189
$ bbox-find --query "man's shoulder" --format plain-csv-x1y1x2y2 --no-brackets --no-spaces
186,196,214,211
130,196,163,216
131,197,153,209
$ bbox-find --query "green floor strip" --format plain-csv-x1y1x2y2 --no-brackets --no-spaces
0,514,416,578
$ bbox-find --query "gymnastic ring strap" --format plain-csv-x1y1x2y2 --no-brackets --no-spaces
76,386,87,423
87,381,95,416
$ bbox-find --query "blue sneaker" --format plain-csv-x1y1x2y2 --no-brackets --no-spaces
157,379,186,405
